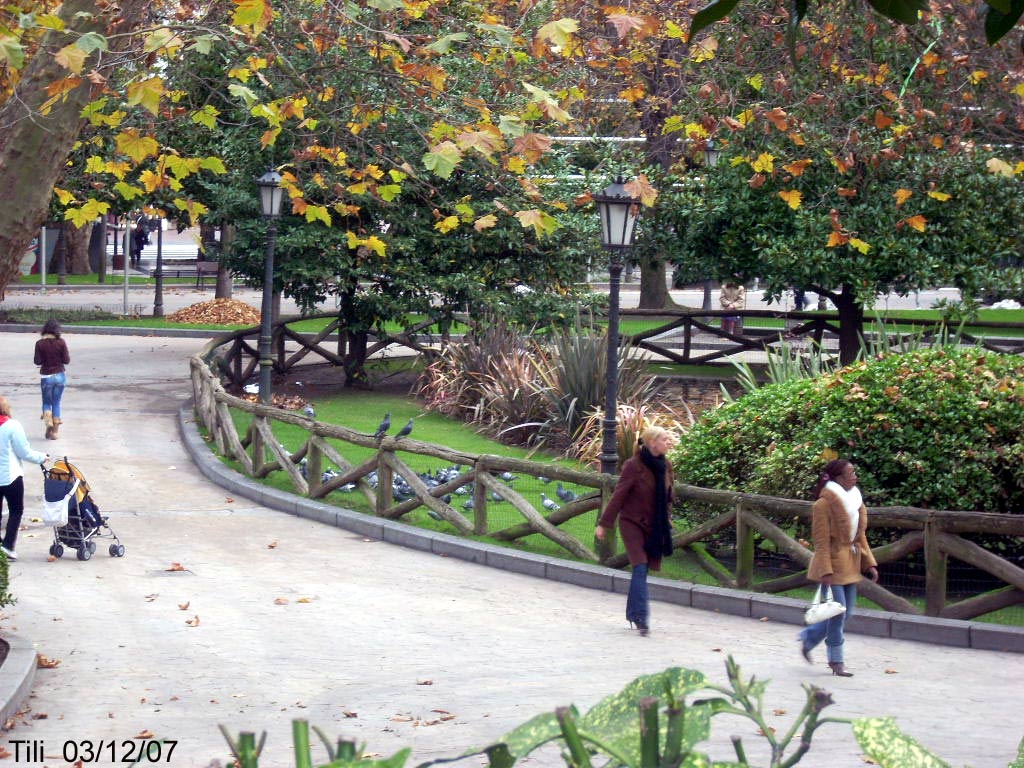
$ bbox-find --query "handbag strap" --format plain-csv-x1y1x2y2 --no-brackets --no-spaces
813,584,834,605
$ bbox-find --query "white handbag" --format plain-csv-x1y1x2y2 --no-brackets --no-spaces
804,585,846,625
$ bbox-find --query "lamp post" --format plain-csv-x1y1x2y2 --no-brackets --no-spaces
697,140,722,311
593,176,641,475
256,168,285,405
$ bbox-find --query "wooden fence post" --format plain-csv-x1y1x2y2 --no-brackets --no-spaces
376,452,393,516
924,516,947,616
735,502,754,589
307,437,322,499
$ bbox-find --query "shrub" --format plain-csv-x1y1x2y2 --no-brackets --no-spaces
673,346,1024,513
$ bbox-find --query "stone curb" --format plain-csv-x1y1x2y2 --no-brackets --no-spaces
0,323,220,339
177,403,1024,654
0,633,38,727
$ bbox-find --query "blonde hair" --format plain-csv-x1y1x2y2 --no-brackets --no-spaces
0,397,10,417
638,425,671,447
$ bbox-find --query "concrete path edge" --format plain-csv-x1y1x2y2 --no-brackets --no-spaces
177,402,1024,655
0,633,38,727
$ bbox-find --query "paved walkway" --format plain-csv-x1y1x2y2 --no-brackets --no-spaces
0,333,1020,768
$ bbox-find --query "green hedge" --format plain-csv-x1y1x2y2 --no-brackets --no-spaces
673,346,1024,513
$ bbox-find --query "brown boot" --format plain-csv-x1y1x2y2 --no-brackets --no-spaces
47,418,61,440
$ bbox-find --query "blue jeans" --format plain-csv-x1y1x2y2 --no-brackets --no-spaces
626,564,649,625
799,583,856,663
41,372,67,419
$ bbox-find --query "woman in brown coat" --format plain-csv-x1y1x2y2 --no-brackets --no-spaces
799,458,879,676
34,318,70,440
595,426,675,636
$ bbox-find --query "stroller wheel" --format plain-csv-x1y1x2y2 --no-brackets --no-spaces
109,544,125,558
49,544,64,559
87,541,97,554
76,545,92,561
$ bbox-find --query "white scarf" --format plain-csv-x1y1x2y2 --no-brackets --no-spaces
825,480,861,545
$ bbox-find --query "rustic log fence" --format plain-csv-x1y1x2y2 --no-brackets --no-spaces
192,327,1024,623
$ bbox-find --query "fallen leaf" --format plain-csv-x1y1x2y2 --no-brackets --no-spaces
47,555,56,562
37,654,61,669
267,540,278,549
296,597,313,604
431,709,451,714
185,615,200,627
884,668,898,674
343,711,358,718
31,712,48,720
108,712,115,718
136,729,154,738
416,680,433,686
757,726,777,736
225,497,235,503
166,563,185,572
178,602,190,610
859,755,879,764
170,696,179,701
274,598,290,605
759,616,769,622
772,709,787,716
391,715,414,722
144,594,159,602
711,647,722,652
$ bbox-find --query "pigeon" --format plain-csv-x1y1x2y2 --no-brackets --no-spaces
538,475,551,484
499,472,518,483
491,490,505,502
303,404,316,418
463,498,475,511
373,412,391,438
395,418,414,438
556,483,577,503
540,492,560,511
427,509,444,521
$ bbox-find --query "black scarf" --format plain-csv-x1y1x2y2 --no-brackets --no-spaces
639,447,673,559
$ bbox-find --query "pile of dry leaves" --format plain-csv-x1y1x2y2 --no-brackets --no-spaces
166,298,261,325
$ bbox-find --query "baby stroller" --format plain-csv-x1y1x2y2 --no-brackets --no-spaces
42,458,125,561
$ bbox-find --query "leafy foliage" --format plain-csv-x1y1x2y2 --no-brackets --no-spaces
672,346,1024,513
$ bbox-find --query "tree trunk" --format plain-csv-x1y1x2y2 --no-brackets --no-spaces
833,286,865,365
215,224,234,299
637,256,676,309
67,222,93,274
0,0,152,296
343,330,370,388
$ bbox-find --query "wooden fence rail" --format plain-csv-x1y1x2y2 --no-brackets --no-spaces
191,330,1024,622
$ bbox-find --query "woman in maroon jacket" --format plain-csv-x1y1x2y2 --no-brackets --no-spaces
34,318,71,440
595,426,675,636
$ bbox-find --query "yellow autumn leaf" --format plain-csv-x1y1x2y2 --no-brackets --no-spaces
474,214,497,232
619,84,646,103
894,188,913,206
54,188,76,205
782,159,812,176
192,105,219,129
737,109,754,126
927,191,951,201
304,204,331,226
513,209,559,238
115,129,158,163
506,156,526,174
139,169,167,193
1014,83,1024,98
536,18,579,50
746,73,764,91
684,122,708,139
232,0,273,36
849,237,871,253
690,36,718,63
1015,162,1024,175
64,199,110,228
778,190,802,210
826,231,849,248
986,158,1014,177
751,153,775,173
126,77,164,115
435,215,460,233
903,215,927,232
969,70,988,84
55,43,88,74
364,236,386,257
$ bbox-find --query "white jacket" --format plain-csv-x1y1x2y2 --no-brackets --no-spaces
0,418,46,486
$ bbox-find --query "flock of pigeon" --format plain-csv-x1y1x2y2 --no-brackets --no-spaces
291,408,583,516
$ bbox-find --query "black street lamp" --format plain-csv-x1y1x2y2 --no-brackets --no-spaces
256,168,284,405
593,176,641,475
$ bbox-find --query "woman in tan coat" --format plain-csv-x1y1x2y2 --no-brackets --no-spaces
595,427,675,636
799,458,879,676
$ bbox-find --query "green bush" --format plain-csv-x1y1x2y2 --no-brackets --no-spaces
673,346,1024,513
0,549,12,608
